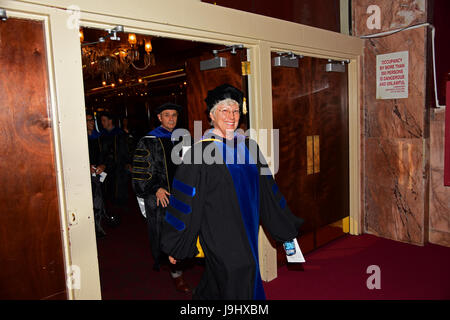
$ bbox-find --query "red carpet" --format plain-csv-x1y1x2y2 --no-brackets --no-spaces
96,195,204,300
264,234,450,300
97,197,450,300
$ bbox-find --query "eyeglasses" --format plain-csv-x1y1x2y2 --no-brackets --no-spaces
217,108,240,117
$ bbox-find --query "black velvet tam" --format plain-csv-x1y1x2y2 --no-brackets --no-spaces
155,103,182,114
204,83,244,112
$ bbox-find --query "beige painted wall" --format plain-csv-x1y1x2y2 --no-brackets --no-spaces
4,0,363,299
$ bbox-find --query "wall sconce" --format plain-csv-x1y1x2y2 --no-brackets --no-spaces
145,40,152,53
128,33,137,45
79,29,84,42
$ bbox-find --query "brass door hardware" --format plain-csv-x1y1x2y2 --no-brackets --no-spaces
307,135,320,175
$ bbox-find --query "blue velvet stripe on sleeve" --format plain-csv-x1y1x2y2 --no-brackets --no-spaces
272,183,279,196
169,195,192,215
279,197,286,209
173,178,196,197
165,211,186,231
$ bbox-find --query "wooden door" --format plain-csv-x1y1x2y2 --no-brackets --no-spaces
271,54,349,258
185,49,249,135
0,18,66,299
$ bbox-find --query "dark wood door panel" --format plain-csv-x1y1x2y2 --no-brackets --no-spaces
314,59,349,228
271,56,318,263
271,54,349,258
271,55,319,232
186,50,246,135
0,18,66,299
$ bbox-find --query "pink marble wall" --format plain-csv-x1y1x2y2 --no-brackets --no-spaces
429,110,450,246
353,0,427,36
353,0,431,245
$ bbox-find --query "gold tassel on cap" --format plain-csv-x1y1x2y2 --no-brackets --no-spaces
242,97,247,115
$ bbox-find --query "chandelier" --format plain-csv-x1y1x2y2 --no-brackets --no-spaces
81,27,155,85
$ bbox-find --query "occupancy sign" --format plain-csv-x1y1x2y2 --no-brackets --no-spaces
376,51,409,99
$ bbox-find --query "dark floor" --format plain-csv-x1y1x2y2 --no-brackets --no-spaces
96,194,204,300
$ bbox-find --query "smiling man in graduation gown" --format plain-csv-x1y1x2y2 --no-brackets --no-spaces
132,102,191,294
160,84,304,300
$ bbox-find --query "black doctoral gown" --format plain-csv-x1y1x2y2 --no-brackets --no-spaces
160,133,304,300
99,127,131,206
132,126,180,266
87,131,108,233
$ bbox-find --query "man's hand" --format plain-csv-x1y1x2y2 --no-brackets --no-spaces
156,188,170,207
169,256,177,264
95,164,106,174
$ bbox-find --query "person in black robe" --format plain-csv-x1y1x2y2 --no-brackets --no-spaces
99,112,132,218
121,116,138,161
160,84,304,300
86,112,108,237
132,103,192,293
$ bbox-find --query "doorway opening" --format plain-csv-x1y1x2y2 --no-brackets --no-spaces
80,27,249,299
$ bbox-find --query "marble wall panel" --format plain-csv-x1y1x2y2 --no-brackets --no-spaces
363,28,426,139
353,0,430,245
429,110,450,247
353,0,427,36
365,138,425,245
